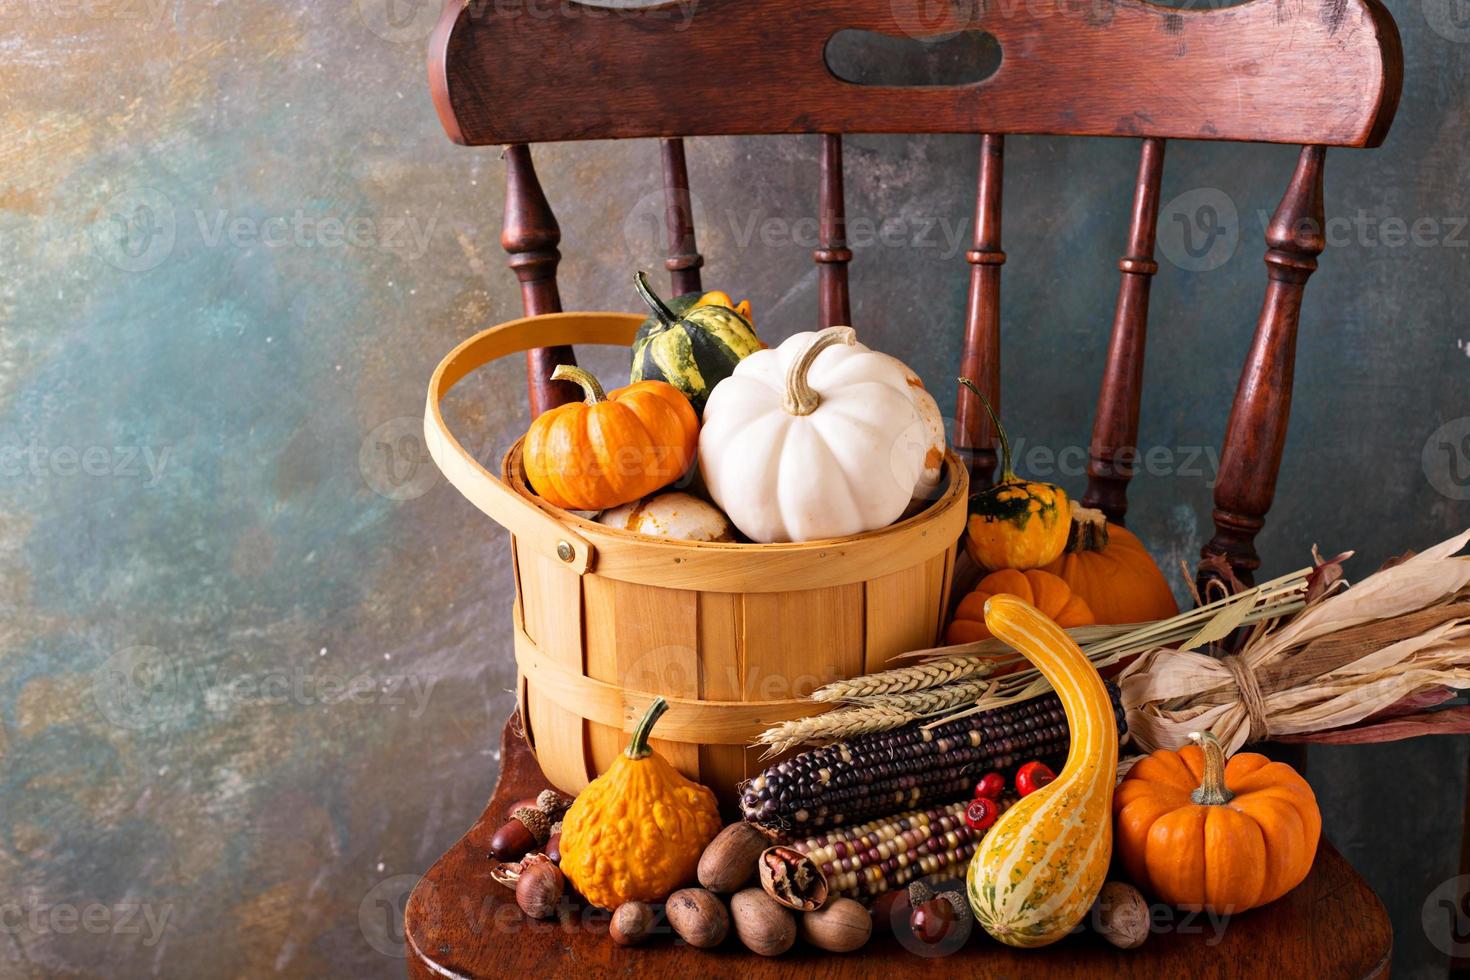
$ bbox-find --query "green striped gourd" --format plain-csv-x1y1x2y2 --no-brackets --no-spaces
631,271,761,414
966,594,1118,948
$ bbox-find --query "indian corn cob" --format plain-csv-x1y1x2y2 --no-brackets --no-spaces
740,682,1125,828
787,796,1017,901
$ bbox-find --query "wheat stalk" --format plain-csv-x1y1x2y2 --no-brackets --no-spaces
859,679,991,712
756,679,991,754
757,703,916,756
809,655,995,702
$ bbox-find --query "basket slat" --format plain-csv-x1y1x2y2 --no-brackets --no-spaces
517,548,593,793
696,591,748,798
584,575,702,780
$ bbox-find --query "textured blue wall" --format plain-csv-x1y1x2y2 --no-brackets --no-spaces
1,1,1468,976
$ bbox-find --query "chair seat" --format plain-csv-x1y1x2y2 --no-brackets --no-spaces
405,716,1392,979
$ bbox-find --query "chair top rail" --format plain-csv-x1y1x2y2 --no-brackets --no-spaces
429,0,1402,148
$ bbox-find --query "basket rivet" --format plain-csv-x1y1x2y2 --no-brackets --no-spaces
556,541,574,562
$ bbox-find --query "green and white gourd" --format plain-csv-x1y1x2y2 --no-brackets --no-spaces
630,271,761,415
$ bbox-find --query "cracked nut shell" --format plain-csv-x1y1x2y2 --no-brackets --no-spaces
757,845,828,912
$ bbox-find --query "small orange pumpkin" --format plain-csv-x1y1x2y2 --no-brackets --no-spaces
1113,731,1321,914
1041,506,1178,625
946,569,1094,645
523,365,698,511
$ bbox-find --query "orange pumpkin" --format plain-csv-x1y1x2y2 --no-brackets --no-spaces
1042,506,1178,625
1113,731,1321,914
523,365,698,511
946,569,1094,645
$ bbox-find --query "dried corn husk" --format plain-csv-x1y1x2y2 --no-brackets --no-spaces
753,529,1470,756
1122,528,1470,754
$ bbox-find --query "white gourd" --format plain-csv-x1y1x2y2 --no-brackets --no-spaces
698,327,925,543
596,492,735,542
868,351,946,495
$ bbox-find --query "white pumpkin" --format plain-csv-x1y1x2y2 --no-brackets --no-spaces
698,327,925,543
868,351,946,496
596,492,735,542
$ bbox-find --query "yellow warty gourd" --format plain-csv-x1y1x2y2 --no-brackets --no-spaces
966,594,1119,947
558,697,722,910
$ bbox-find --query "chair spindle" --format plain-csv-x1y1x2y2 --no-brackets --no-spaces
502,143,577,415
1203,145,1327,585
956,133,1006,490
1084,137,1167,525
660,138,704,295
815,133,853,328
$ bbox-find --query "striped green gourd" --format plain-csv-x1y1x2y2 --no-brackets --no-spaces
631,271,761,414
966,595,1119,948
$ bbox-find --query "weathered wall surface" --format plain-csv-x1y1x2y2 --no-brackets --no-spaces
1,1,1467,975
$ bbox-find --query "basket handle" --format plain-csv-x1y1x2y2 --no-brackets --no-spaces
424,311,645,573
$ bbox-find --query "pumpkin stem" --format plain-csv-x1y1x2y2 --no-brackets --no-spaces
633,271,679,331
783,327,856,416
551,364,606,405
1067,506,1111,555
1188,730,1236,806
958,377,1015,482
627,696,669,760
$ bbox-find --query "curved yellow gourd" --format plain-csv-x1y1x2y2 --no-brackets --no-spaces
966,594,1119,947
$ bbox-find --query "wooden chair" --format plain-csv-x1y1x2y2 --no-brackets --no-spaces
430,0,1401,584
409,0,1403,974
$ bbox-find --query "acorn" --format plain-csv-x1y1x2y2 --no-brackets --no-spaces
491,806,550,861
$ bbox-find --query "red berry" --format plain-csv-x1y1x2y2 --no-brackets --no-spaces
973,772,1005,799
1016,761,1056,797
965,796,997,831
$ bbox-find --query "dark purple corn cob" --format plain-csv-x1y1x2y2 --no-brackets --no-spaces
740,682,1126,829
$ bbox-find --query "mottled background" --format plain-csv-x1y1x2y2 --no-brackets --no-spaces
2,0,1468,976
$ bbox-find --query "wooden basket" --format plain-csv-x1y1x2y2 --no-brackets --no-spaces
425,312,969,807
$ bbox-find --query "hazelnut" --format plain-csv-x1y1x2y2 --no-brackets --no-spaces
514,856,563,920
1092,881,1149,949
610,901,657,946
